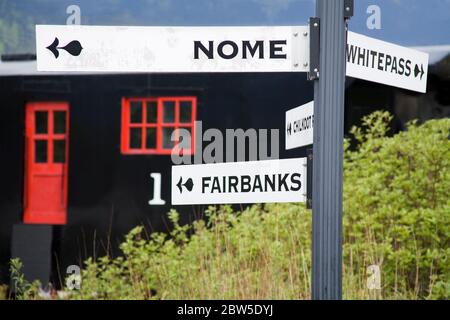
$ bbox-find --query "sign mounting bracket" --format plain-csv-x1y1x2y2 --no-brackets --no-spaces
308,17,320,80
344,0,354,19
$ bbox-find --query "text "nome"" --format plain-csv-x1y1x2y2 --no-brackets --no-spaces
194,40,287,60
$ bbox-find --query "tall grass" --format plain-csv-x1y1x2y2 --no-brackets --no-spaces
66,204,311,300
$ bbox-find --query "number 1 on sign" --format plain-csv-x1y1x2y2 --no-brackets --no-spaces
149,173,166,205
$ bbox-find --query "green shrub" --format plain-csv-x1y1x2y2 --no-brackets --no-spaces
343,112,450,299
9,258,40,300
0,284,7,300
13,111,450,300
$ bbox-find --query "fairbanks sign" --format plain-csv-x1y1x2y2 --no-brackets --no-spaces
36,25,310,73
171,158,307,205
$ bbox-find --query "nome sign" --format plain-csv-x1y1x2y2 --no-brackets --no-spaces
36,25,310,73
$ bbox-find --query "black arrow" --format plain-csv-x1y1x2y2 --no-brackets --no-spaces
414,64,420,78
176,177,194,194
414,63,425,80
46,37,83,59
287,123,292,136
176,177,183,193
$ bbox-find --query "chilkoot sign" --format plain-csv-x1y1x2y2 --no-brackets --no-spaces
285,101,314,150
171,158,307,205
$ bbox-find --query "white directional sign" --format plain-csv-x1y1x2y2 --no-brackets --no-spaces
346,31,429,93
36,25,310,73
172,158,307,205
285,101,314,150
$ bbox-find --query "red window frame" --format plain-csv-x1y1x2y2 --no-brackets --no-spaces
121,96,197,155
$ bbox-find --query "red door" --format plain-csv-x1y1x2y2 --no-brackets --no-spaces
24,102,69,224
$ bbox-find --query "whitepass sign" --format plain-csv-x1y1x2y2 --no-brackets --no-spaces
346,31,429,93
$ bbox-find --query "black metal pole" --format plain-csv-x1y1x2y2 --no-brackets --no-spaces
312,0,349,300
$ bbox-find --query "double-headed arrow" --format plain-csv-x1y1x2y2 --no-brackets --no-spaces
46,37,83,59
414,63,425,80
287,123,292,136
176,177,194,194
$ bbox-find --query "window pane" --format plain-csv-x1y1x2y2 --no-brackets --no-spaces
35,140,47,163
53,140,66,163
179,101,192,123
54,111,66,134
162,128,175,149
35,111,48,134
129,128,142,149
145,128,156,149
146,101,157,123
130,101,142,124
162,101,175,123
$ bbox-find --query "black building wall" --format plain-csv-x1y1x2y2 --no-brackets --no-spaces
0,72,313,284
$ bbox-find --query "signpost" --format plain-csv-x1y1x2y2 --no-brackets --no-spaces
311,0,347,300
36,25,310,73
346,31,429,93
172,158,307,205
285,101,314,150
